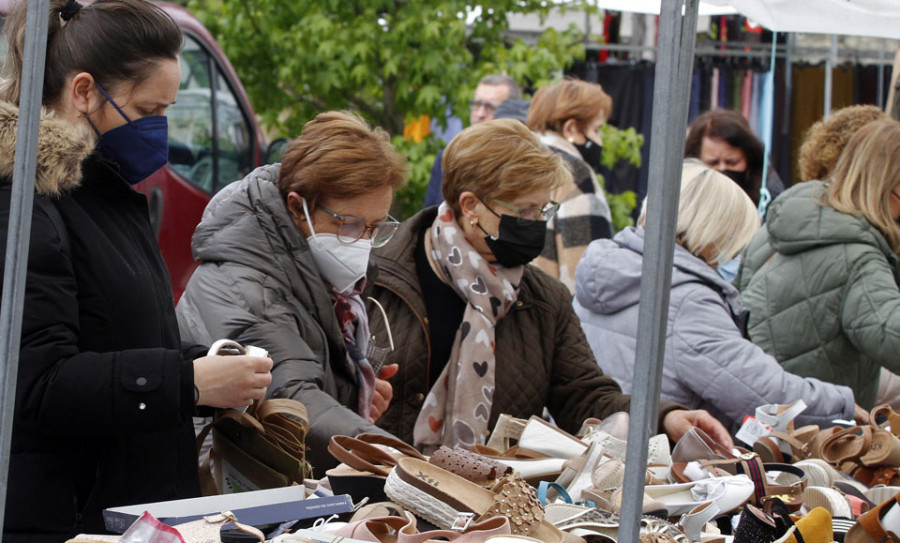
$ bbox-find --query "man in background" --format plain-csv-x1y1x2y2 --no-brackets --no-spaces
423,74,521,207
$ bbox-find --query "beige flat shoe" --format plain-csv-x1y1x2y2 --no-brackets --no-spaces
385,457,565,543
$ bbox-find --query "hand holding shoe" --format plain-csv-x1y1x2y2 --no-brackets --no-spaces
193,354,273,408
663,409,734,450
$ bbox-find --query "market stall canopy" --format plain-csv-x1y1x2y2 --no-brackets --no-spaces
703,0,900,39
593,0,735,15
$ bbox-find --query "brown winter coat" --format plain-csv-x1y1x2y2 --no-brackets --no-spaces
368,207,680,443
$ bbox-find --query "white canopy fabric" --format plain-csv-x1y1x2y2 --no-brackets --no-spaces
594,0,900,40
703,0,900,39
593,0,736,16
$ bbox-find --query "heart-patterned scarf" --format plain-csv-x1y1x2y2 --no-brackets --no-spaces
413,202,523,451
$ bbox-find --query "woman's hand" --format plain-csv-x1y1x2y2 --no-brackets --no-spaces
662,409,734,449
370,364,398,422
193,355,273,408
854,404,870,425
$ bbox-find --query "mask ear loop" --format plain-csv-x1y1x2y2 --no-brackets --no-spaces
365,297,394,376
300,197,318,237
94,82,134,124
366,297,394,352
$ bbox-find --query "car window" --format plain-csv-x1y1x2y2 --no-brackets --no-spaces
167,34,253,194
214,66,252,191
167,35,216,193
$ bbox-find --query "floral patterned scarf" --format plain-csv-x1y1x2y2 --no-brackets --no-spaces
332,283,376,420
414,203,523,451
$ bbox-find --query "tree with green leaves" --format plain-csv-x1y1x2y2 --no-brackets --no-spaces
188,0,587,217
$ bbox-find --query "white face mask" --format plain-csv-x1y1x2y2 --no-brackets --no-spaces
716,255,741,284
302,199,373,294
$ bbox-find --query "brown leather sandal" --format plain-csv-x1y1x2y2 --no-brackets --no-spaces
326,434,404,502
872,404,900,439
753,425,820,463
821,425,873,466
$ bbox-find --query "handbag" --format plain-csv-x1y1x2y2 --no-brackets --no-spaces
197,340,314,494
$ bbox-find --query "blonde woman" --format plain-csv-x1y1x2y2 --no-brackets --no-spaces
369,121,732,452
740,120,900,410
574,159,858,432
526,79,614,293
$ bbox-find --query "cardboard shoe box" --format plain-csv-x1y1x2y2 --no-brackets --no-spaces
103,486,354,534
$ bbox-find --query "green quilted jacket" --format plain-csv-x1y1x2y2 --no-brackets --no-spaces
737,181,900,408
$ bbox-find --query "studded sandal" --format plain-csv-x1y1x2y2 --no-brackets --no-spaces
385,457,565,543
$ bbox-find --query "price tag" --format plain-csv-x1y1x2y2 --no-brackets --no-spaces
735,415,772,447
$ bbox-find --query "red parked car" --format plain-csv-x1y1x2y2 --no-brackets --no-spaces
0,1,269,302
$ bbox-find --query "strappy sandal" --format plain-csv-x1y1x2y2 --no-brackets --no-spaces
755,402,809,433
329,436,514,497
822,425,900,484
871,405,900,439
385,457,565,543
327,435,404,502
821,426,873,467
860,429,900,468
672,428,807,511
754,426,821,463
762,463,809,513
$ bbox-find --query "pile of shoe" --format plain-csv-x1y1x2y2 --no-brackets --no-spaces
736,402,900,543
300,403,900,543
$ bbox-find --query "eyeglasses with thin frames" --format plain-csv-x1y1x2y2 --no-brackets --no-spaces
316,203,400,247
484,197,560,224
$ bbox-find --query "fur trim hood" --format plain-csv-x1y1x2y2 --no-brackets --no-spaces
0,100,94,196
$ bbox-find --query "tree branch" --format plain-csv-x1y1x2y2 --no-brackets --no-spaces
343,93,386,127
283,85,329,111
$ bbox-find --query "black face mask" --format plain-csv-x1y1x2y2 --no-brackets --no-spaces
574,139,603,173
721,168,748,188
479,214,547,268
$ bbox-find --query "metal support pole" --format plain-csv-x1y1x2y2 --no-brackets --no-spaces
617,0,698,542
824,34,838,118
782,33,794,138
878,39,886,110
0,0,51,532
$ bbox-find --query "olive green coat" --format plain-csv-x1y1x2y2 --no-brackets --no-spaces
738,181,900,408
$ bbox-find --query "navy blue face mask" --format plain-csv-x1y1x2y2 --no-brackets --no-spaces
90,83,169,185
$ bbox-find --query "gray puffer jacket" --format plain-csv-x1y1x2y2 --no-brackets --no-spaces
738,181,900,409
573,227,855,432
176,165,386,474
